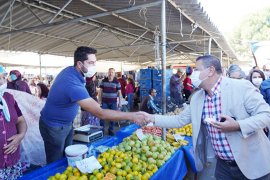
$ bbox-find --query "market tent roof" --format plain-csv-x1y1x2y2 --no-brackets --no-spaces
0,0,237,66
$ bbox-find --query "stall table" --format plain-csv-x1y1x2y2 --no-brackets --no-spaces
20,124,192,180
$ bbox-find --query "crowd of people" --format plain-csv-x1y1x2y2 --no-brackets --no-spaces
1,46,270,180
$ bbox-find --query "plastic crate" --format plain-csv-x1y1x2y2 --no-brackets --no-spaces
140,69,152,80
139,79,152,89
156,90,170,98
152,69,173,81
140,89,149,97
153,81,170,98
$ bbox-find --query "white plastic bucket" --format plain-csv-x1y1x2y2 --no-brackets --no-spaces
65,144,88,167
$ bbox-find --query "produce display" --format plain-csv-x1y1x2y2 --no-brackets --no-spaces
168,124,192,137
166,124,192,148
141,126,162,137
47,166,87,180
166,133,189,148
48,133,175,180
141,123,192,149
165,107,183,115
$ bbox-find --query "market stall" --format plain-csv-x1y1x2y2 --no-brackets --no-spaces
19,124,195,180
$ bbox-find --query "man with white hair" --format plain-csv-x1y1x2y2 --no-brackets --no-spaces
227,64,246,79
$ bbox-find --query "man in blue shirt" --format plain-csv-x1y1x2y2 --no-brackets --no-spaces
39,46,148,164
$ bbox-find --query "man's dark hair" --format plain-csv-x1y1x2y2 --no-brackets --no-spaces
74,46,97,66
196,55,222,74
148,88,155,95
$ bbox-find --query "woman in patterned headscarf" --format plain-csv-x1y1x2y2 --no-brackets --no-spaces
0,65,27,180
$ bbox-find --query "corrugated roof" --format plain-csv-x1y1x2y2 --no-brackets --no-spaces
0,0,237,65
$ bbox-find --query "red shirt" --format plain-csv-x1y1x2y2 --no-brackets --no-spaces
0,92,23,168
118,78,127,96
125,84,134,95
183,77,192,91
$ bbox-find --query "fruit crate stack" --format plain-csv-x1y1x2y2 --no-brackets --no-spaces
139,69,173,106
152,69,173,107
139,69,153,102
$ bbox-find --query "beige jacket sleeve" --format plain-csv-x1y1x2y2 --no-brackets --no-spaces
237,81,270,138
154,105,191,128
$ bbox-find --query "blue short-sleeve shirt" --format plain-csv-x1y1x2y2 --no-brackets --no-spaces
40,66,90,127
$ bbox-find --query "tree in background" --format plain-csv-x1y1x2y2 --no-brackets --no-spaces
230,7,270,58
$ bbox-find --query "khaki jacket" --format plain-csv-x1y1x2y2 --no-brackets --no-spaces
155,77,270,179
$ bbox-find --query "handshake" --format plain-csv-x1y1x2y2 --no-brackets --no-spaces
130,111,155,126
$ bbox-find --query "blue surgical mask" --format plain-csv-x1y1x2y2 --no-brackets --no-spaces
10,74,17,81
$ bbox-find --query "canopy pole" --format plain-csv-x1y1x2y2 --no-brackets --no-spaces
208,37,212,54
161,0,167,140
39,54,42,78
220,50,223,66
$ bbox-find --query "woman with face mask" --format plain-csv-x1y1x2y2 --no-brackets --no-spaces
7,70,32,95
249,69,269,136
250,69,265,89
0,65,27,180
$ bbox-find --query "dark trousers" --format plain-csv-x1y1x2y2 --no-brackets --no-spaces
101,102,117,133
215,158,270,180
183,89,192,101
170,91,183,106
39,119,73,164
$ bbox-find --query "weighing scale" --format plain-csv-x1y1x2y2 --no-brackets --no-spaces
73,125,103,143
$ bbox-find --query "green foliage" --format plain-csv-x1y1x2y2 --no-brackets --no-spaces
230,7,270,57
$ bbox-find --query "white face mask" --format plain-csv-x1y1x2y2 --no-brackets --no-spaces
80,62,96,78
0,82,7,94
84,66,96,78
190,71,201,88
252,78,263,87
190,69,209,88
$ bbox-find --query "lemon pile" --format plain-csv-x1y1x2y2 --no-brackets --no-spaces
47,133,175,180
165,108,183,115
168,124,192,136
47,166,87,180
166,124,192,148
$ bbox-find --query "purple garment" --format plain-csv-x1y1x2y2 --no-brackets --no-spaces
7,81,32,94
0,92,23,169
170,74,182,93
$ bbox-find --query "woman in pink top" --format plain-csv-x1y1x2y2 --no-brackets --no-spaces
125,78,135,111
0,65,27,180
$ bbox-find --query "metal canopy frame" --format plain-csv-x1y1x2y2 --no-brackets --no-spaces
0,0,237,65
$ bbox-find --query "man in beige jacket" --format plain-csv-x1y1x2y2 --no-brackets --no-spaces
147,55,270,179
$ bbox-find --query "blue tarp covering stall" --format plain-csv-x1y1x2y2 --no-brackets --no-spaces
182,136,197,173
116,124,140,141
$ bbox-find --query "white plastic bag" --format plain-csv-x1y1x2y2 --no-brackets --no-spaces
6,89,46,166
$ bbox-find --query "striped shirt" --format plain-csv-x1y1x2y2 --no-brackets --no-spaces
202,77,234,160
100,77,121,103
147,95,161,114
